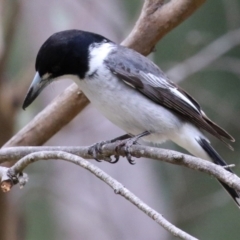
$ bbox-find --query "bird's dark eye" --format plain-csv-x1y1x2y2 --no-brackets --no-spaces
52,66,60,73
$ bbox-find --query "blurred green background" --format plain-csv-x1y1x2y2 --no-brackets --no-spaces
0,0,240,239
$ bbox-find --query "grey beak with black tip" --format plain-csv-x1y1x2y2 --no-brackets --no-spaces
22,72,50,110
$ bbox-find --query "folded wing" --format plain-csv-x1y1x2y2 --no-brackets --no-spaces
105,46,234,148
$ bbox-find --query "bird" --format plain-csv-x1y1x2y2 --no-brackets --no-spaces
22,29,240,207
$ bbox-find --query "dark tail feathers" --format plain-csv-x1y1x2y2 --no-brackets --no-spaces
198,138,240,208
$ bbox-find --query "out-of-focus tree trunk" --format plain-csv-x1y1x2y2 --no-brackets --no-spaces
0,92,18,240
0,1,21,239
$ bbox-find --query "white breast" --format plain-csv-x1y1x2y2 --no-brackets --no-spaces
66,43,183,144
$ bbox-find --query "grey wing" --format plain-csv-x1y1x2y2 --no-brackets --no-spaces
105,46,234,147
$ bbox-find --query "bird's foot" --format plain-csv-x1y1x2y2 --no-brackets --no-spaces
115,131,150,165
88,134,131,163
88,140,110,162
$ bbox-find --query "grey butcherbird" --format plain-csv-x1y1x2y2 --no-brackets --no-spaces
23,29,240,208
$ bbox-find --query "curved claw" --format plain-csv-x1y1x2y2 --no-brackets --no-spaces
88,141,108,162
94,158,102,162
113,138,136,164
124,142,135,165
125,135,141,164
115,131,149,164
127,157,135,165
109,155,120,164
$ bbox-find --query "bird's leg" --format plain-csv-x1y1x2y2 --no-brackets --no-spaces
109,134,132,143
88,134,131,162
115,131,150,165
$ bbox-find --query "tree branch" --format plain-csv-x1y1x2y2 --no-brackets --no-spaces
122,0,206,55
0,144,240,193
3,85,89,147
167,27,240,82
0,150,198,240
3,0,206,148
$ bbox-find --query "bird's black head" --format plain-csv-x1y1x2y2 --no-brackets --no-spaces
22,30,111,109
36,30,110,79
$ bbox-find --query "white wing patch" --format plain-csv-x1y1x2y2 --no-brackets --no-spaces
170,88,199,112
140,72,171,88
123,80,136,88
141,72,199,113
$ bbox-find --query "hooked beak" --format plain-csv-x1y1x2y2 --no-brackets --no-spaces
22,72,50,110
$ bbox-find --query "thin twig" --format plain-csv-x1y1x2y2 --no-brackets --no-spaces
167,28,240,82
3,85,89,147
0,151,198,240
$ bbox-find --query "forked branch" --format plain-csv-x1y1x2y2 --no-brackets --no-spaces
1,142,240,239
0,149,202,240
